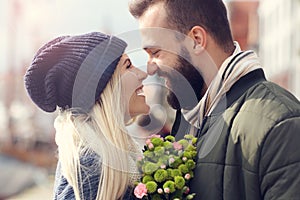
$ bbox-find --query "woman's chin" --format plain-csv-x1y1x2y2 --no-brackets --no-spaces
143,104,151,115
130,105,151,118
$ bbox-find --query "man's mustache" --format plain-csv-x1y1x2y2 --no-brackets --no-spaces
157,68,182,82
157,68,169,78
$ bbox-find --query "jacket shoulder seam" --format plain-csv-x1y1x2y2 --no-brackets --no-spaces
260,82,299,114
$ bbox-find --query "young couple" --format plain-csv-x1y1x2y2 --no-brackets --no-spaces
24,0,300,199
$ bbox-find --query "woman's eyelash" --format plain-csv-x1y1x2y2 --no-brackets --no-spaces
126,61,132,69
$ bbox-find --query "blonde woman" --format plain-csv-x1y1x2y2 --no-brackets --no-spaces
24,32,150,199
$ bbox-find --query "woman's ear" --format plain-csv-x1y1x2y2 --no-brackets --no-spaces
188,26,207,55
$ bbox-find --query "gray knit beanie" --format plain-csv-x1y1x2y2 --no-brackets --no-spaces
24,32,127,113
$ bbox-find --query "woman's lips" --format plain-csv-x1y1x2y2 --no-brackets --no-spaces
136,86,145,96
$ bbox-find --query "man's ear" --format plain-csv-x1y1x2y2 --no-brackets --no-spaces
188,26,207,55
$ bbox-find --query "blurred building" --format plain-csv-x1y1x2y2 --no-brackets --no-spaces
259,0,300,99
227,0,260,51
0,0,57,169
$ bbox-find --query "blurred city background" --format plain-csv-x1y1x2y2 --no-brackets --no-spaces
0,0,299,199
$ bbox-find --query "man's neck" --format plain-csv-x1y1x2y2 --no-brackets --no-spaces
203,40,234,87
208,42,233,71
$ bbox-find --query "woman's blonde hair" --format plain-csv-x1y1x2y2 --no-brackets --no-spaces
54,66,139,200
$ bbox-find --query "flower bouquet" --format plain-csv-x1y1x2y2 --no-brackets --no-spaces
133,134,198,200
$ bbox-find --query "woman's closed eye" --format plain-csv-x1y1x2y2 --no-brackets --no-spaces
123,58,132,69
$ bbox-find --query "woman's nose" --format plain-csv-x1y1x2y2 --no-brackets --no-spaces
136,68,148,80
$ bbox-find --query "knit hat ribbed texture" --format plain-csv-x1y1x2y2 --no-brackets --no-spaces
24,32,127,113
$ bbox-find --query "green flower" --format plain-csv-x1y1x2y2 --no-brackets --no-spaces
143,162,159,175
184,134,194,140
183,151,192,159
190,150,197,158
158,155,169,165
165,135,175,142
187,193,196,199
188,171,194,178
184,134,197,145
142,175,154,183
186,160,196,170
174,176,185,189
185,144,197,151
146,181,158,194
163,141,173,150
151,137,164,147
171,169,182,178
169,156,183,168
178,139,189,149
163,180,176,193
143,150,154,158
154,146,165,157
166,168,173,180
154,169,168,183
192,137,198,145
178,164,189,174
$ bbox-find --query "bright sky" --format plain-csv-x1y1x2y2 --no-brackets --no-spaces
0,0,145,72
0,0,255,73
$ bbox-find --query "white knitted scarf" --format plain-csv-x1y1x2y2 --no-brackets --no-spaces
128,140,142,185
182,42,262,129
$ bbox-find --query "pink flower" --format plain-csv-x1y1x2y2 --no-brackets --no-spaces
134,183,148,199
146,139,151,145
184,186,190,194
137,155,143,161
173,142,183,150
157,188,163,194
169,157,175,164
148,143,154,150
160,164,166,169
185,173,191,180
164,187,170,193
182,157,187,162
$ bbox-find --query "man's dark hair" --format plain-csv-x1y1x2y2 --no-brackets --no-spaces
129,0,234,53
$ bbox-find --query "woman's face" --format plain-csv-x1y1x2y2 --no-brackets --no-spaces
119,54,150,119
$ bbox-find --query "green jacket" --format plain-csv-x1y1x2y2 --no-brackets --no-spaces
174,69,300,199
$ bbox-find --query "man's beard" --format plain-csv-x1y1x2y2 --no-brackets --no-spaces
165,55,205,110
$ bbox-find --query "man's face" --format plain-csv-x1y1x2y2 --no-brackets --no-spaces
139,3,205,109
146,46,204,110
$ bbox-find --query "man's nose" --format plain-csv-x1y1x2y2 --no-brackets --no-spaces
147,61,158,75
